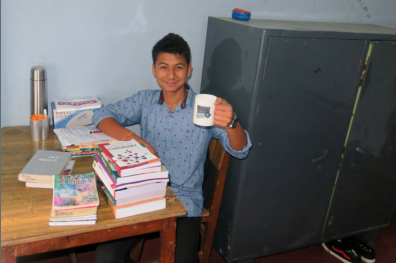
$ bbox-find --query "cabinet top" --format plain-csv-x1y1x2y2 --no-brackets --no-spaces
212,17,396,36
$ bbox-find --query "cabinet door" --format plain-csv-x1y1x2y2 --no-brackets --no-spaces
231,37,366,259
323,41,396,240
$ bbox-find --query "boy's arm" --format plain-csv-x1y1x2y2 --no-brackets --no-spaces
97,117,158,156
213,98,247,151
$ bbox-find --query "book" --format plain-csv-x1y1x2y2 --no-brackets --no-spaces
25,158,76,189
95,172,167,203
101,183,167,206
98,140,161,176
54,126,117,147
50,207,98,218
62,158,76,175
25,181,53,189
18,150,72,183
49,220,96,226
98,150,162,177
93,157,168,198
49,214,97,222
52,172,99,210
94,152,167,185
109,197,166,219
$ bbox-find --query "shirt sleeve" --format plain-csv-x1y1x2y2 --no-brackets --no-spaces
92,92,144,127
211,127,252,159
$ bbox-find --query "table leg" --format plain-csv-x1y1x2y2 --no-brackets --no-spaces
1,246,16,263
159,217,177,263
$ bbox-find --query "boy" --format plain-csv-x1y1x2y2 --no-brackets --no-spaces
93,33,252,263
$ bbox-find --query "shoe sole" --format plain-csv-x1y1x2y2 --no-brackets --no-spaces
361,256,375,263
322,243,356,263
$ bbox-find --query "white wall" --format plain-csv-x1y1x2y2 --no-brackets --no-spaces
2,0,396,129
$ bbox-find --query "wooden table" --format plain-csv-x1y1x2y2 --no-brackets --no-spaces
1,126,186,263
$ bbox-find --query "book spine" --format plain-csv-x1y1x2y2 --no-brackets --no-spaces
98,147,123,175
93,155,116,187
97,151,119,183
92,158,116,198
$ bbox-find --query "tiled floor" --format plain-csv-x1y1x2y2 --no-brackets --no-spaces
19,212,396,263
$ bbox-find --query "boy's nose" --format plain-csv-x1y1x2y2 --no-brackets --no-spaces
168,69,176,79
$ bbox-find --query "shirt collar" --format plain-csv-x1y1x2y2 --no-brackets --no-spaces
158,83,190,109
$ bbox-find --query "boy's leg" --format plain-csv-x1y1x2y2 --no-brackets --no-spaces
95,236,143,263
175,216,201,263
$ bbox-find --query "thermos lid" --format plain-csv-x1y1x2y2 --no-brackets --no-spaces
30,66,47,80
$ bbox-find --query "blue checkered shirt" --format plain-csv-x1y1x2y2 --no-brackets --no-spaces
92,87,252,217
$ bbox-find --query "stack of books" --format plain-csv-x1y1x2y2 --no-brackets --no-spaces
50,172,99,226
18,150,72,189
54,126,118,158
62,142,102,158
93,140,168,219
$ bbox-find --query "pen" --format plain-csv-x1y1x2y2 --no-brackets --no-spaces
90,131,103,134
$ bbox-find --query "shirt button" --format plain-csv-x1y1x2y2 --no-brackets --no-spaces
168,129,171,132
167,148,170,151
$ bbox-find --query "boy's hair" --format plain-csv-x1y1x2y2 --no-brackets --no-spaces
152,33,191,65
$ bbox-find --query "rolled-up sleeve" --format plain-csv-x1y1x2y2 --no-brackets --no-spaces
211,127,252,159
92,92,144,128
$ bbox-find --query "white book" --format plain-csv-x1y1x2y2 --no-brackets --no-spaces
49,214,97,222
49,220,96,226
109,197,166,219
25,182,53,189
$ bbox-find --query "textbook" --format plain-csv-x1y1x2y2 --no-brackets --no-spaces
109,197,166,219
49,220,96,226
100,182,166,207
98,150,161,178
93,157,168,198
95,170,167,202
98,140,161,176
94,152,167,185
18,150,72,183
25,158,76,189
50,207,98,218
52,172,99,210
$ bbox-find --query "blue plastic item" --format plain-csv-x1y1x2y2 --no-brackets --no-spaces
232,8,251,21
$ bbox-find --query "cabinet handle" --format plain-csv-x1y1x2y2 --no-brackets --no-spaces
311,149,329,163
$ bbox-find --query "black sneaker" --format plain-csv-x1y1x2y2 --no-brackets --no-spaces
322,239,361,263
344,237,376,263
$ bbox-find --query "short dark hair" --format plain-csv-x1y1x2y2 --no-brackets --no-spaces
152,33,191,65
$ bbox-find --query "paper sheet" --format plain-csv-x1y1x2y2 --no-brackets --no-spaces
54,126,116,146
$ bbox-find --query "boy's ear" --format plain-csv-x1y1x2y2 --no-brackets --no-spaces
187,64,192,77
152,63,156,77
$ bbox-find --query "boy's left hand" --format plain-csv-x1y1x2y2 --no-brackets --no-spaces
213,97,234,128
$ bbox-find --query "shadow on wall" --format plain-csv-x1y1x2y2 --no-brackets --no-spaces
201,38,249,116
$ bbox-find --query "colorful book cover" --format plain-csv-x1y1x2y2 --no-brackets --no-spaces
98,140,160,173
53,172,99,209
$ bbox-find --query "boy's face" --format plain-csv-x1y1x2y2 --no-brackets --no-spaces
152,52,192,94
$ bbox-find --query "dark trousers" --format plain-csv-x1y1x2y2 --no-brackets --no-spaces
95,217,201,263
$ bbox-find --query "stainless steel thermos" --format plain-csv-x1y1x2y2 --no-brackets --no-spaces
30,66,49,141
31,66,48,115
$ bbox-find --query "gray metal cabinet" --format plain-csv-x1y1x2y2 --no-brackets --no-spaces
200,17,396,263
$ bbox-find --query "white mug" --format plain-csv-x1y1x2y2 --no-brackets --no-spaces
193,94,217,126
